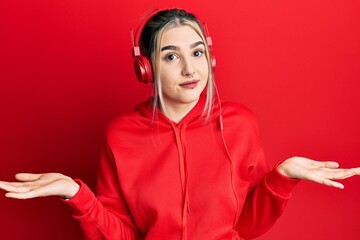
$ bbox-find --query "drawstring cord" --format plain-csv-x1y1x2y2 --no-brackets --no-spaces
171,122,190,240
215,82,240,229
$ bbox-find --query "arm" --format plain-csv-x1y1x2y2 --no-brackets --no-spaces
219,103,298,239
235,157,360,240
63,178,138,240
228,105,360,239
0,143,139,240
64,141,139,239
235,156,300,239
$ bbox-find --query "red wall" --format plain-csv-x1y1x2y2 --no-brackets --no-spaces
1,1,359,239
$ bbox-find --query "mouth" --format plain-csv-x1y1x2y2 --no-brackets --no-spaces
179,80,200,89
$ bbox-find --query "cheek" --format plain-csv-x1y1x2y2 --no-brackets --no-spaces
160,69,176,88
160,63,179,78
200,62,210,80
159,67,170,81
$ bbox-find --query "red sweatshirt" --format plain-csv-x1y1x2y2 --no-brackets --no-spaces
63,94,299,240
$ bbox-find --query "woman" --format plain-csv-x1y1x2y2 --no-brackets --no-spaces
0,8,359,240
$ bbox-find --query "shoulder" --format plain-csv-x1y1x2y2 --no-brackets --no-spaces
103,110,140,144
220,101,258,124
215,100,262,136
107,112,137,130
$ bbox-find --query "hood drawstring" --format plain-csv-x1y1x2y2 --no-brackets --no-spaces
136,94,206,239
171,122,190,240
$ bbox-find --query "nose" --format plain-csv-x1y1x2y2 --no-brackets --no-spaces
181,56,195,77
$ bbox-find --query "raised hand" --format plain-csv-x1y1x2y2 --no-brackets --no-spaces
278,157,360,189
0,173,79,199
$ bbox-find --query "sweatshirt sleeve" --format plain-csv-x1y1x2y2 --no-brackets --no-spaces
224,103,300,239
61,142,139,240
235,161,299,239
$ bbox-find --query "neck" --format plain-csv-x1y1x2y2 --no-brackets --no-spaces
160,99,199,124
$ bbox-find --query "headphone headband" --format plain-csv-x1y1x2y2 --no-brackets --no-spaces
131,9,162,57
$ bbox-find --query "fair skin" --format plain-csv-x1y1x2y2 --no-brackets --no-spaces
0,25,359,200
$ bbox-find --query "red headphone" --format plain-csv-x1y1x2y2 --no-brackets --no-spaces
130,9,215,84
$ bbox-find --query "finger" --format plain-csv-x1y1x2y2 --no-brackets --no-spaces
5,187,49,199
318,168,358,180
309,160,339,169
5,191,39,199
305,172,344,189
351,167,360,175
6,181,62,199
322,161,340,169
322,179,344,189
0,182,34,193
0,181,33,187
15,173,42,182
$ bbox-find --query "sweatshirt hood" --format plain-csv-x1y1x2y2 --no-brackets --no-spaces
134,92,210,128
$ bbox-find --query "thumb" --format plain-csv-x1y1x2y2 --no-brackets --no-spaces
15,173,42,182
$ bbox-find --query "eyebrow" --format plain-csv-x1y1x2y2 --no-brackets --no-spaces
161,41,205,52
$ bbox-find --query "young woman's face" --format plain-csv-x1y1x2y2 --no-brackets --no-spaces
158,25,209,109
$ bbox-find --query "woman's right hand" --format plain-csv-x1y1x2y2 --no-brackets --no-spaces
0,173,80,199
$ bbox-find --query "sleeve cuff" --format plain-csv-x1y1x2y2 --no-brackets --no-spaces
265,161,300,198
60,178,97,216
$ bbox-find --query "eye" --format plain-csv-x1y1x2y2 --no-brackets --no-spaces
164,53,179,61
193,50,204,57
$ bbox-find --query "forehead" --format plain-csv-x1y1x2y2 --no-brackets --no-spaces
161,25,202,47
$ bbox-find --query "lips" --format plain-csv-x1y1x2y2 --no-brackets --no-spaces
179,80,200,89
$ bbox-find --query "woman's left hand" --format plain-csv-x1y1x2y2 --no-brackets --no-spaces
277,157,360,189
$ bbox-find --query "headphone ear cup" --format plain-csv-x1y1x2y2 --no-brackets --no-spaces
134,55,153,83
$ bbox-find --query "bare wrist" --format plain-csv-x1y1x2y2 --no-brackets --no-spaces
277,161,290,177
62,178,80,199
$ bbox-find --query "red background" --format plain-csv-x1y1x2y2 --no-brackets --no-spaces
1,1,359,239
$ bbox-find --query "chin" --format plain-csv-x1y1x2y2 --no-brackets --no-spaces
180,94,202,105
